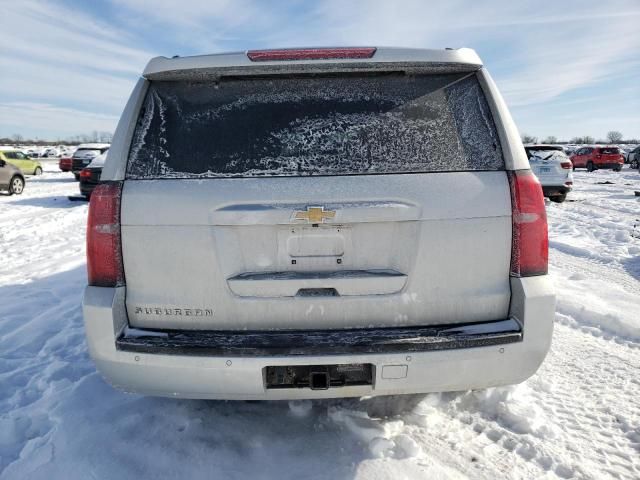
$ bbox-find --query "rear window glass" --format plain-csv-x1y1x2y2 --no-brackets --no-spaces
599,147,619,154
74,149,102,156
528,150,567,160
127,73,504,178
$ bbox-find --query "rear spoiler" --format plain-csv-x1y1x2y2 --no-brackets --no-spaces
143,47,483,81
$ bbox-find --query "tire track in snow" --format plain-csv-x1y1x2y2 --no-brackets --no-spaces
1,167,640,479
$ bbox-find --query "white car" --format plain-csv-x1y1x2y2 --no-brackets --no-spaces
41,147,60,158
83,47,555,400
525,145,573,203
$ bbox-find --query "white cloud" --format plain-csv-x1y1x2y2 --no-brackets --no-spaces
0,103,119,137
0,56,136,113
1,1,151,137
1,0,638,138
257,0,640,108
5,2,151,73
495,15,640,106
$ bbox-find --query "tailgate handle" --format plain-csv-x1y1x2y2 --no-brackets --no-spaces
227,269,407,297
211,201,421,225
296,288,339,297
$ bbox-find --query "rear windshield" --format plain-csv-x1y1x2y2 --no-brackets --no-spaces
528,150,568,160
74,148,103,156
599,147,619,154
127,73,504,178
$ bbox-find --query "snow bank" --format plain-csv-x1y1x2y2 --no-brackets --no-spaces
1,165,639,480
547,168,640,341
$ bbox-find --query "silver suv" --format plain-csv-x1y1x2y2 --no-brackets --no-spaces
83,47,555,400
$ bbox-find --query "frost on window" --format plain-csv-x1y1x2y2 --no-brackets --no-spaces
127,73,504,178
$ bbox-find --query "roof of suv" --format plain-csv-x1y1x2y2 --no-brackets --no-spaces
143,47,483,80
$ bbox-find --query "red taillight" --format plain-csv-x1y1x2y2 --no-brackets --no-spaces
560,162,572,169
508,171,548,277
79,168,91,179
247,47,376,62
87,182,124,287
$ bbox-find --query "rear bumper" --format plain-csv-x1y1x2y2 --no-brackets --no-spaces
594,163,622,169
79,181,98,197
83,277,555,400
116,318,523,356
542,185,571,196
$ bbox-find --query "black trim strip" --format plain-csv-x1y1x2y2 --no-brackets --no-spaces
116,318,521,357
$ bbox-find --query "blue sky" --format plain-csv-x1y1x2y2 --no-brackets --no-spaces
1,0,639,141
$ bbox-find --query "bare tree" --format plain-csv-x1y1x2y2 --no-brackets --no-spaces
11,133,23,143
521,134,538,144
542,136,558,144
606,131,623,144
583,135,595,144
99,131,113,143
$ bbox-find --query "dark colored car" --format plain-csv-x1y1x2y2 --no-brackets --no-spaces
79,153,106,198
570,146,624,171
71,144,109,180
627,146,640,169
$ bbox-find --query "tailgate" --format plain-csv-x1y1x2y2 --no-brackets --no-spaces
122,173,511,330
529,154,567,185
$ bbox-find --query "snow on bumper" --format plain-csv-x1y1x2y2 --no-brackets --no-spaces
82,277,555,400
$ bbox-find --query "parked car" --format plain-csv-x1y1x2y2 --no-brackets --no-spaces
83,47,554,400
570,146,624,171
59,156,73,172
79,152,106,198
71,143,109,180
60,146,77,157
627,146,640,169
0,156,25,195
41,147,59,158
525,145,573,203
0,149,43,175
23,148,40,158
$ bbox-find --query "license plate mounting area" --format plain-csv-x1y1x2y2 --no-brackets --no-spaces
264,364,373,390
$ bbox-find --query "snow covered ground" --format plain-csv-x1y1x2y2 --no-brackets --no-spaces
0,163,639,479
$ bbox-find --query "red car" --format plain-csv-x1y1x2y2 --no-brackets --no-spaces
570,146,624,172
59,156,72,172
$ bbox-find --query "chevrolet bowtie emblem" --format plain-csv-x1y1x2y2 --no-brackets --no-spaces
293,206,336,224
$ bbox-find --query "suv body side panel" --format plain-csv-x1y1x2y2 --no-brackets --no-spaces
101,78,149,182
476,69,529,171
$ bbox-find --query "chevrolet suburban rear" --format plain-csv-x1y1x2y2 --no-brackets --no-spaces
82,47,555,400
